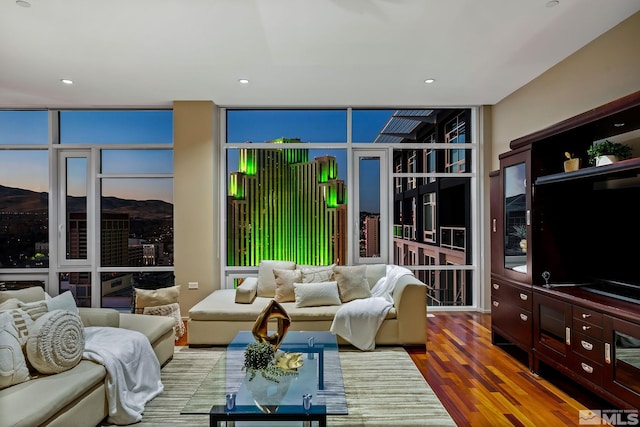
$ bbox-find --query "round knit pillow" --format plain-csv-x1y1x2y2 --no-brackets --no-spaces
26,309,84,374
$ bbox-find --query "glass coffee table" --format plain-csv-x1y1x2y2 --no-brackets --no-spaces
182,331,347,426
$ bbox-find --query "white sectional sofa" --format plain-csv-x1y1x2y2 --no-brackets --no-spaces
0,287,175,427
188,262,428,347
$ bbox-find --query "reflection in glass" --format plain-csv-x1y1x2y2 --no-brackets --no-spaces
359,157,380,258
66,157,87,260
503,162,527,273
615,331,640,394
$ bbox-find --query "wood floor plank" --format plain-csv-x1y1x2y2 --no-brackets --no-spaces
408,312,614,427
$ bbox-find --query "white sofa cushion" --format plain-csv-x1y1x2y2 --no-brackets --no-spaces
256,260,296,297
332,265,372,302
143,302,185,340
294,282,342,308
273,268,303,302
0,311,31,390
0,287,46,304
26,309,84,375
134,285,180,314
298,264,335,283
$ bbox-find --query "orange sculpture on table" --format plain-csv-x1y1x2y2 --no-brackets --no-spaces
251,299,291,349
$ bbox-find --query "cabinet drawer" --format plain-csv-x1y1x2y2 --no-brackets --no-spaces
492,298,532,346
571,331,604,364
572,318,604,340
572,354,604,387
491,281,532,311
573,306,603,326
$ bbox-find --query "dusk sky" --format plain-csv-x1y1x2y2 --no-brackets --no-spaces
1,109,394,209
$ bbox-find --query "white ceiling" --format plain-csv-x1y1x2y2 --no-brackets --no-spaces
0,0,638,109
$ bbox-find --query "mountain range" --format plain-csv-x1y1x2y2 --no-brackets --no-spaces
0,185,172,220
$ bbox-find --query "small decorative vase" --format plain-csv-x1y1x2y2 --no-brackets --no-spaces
563,158,580,172
595,155,618,167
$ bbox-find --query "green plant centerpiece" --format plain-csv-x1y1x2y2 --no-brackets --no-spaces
587,140,632,166
243,341,302,382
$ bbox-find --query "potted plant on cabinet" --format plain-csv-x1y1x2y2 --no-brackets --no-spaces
587,139,632,167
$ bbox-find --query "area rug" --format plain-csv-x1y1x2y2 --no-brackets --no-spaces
134,346,455,426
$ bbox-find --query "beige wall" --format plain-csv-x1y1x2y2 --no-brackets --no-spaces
173,101,220,316
491,11,640,170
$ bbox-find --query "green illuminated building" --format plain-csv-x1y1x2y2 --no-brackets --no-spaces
228,138,347,266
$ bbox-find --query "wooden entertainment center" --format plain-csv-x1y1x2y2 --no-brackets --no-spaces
490,90,640,410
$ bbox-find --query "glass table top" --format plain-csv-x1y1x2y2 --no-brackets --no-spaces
181,331,347,418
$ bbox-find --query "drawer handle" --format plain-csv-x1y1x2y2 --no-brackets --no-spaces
581,340,593,351
582,325,591,331
493,301,499,307
493,283,499,290
565,327,571,345
519,293,528,301
605,343,611,364
581,313,591,319
581,362,594,374
520,313,528,322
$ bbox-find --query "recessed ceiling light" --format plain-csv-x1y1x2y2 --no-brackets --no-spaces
16,0,31,7
546,0,559,7
238,79,249,84
424,79,435,84
61,79,74,85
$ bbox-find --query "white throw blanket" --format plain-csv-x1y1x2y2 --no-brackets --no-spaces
83,327,163,425
331,265,413,351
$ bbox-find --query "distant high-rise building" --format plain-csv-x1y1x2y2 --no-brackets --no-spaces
364,214,380,257
228,138,347,266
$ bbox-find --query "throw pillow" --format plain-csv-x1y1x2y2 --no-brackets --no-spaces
46,291,79,314
0,311,30,390
0,287,46,304
273,269,303,303
17,300,48,321
256,260,296,297
18,291,79,321
134,286,180,314
3,309,33,346
298,264,336,283
0,298,20,311
143,303,186,340
365,264,388,289
26,310,84,375
332,265,372,302
294,282,342,308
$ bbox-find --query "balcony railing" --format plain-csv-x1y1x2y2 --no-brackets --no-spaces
440,226,465,251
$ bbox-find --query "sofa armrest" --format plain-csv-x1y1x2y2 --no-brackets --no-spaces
78,307,120,327
392,275,427,345
235,277,258,304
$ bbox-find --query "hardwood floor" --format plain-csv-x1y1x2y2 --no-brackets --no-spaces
177,313,614,426
408,312,613,427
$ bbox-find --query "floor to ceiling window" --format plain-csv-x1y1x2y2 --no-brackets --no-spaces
223,107,478,308
0,110,174,309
